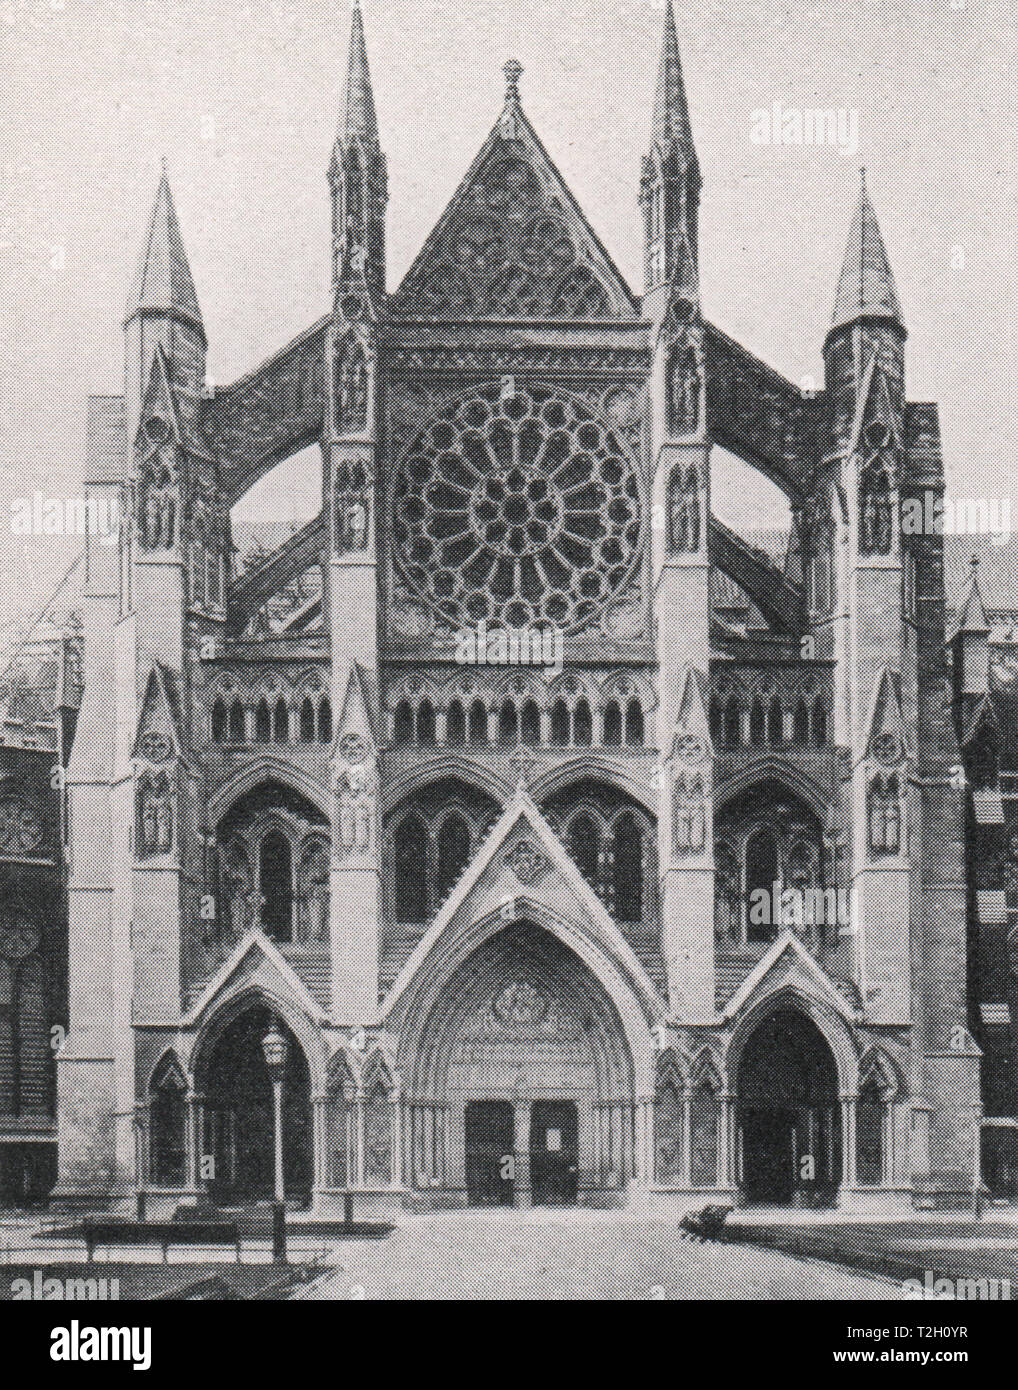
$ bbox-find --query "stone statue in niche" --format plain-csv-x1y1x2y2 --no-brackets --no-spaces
298,843,330,944
140,481,176,550
673,775,706,853
138,776,173,856
336,338,368,434
860,470,893,555
223,852,253,939
868,776,901,854
669,467,701,554
670,343,701,436
338,762,372,855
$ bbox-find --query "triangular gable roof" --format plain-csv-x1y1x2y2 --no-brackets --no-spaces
846,350,901,459
391,102,637,319
133,662,186,761
137,345,185,451
953,564,991,638
137,344,214,463
862,666,908,759
383,784,661,1016
183,927,327,1028
721,928,859,1024
334,662,382,750
673,665,713,757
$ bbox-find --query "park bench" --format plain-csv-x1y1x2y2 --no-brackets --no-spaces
80,1217,242,1263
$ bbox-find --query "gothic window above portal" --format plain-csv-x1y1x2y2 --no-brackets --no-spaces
391,384,643,633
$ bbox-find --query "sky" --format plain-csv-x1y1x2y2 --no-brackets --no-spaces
1,0,1015,626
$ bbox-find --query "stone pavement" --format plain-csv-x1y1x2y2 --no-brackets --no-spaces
295,1211,905,1300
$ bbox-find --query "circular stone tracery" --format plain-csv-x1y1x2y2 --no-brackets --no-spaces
392,384,642,632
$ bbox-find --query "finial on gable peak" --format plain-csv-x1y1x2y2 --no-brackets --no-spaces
504,58,523,104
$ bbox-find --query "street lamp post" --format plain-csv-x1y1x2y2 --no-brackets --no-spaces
262,1020,289,1264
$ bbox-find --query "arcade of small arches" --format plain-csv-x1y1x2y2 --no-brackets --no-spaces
709,692,828,750
209,693,334,747
391,692,646,750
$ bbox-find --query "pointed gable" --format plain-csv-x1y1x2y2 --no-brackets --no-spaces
847,350,902,460
136,345,184,452
335,662,382,750
384,786,662,1017
133,663,185,763
392,89,637,320
672,665,713,759
864,667,908,761
722,929,859,1024
183,928,327,1030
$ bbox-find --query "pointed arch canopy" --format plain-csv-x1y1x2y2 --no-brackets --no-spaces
389,899,660,1095
396,918,641,1102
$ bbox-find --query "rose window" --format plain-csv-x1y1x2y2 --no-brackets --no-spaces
392,384,642,631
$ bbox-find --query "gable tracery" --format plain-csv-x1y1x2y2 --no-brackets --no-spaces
394,150,618,320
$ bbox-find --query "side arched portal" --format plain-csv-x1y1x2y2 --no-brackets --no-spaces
736,1007,842,1207
198,1004,313,1206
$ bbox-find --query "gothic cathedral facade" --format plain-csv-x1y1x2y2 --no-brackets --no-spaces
56,3,981,1214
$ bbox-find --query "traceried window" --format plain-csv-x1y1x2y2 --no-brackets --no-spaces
745,829,779,943
446,701,466,746
715,784,828,949
391,385,642,634
395,815,430,924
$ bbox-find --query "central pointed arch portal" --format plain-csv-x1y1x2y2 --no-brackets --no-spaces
401,921,641,1207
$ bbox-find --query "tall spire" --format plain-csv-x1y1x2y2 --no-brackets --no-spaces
830,173,904,336
652,0,697,171
339,0,379,144
125,165,203,335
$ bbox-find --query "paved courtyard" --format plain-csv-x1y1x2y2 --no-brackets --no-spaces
297,1212,905,1300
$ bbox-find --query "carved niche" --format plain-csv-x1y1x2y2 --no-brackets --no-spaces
137,772,174,858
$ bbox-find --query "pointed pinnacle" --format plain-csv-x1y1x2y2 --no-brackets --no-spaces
652,0,697,169
125,166,203,332
831,175,904,334
339,0,379,143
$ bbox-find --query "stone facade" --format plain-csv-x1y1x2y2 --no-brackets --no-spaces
51,2,988,1215
0,621,80,1204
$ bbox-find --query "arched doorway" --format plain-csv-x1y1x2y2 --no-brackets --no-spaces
404,921,636,1208
737,1009,841,1206
202,1005,313,1207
